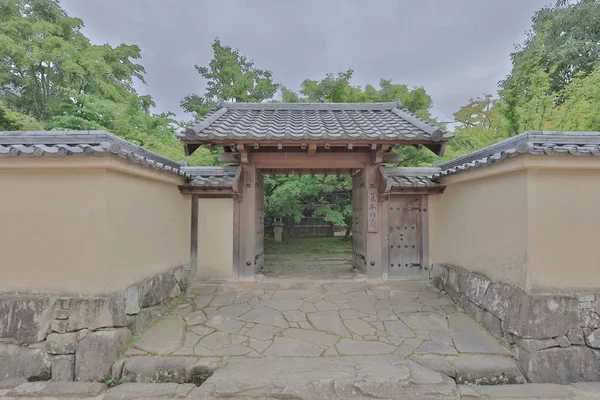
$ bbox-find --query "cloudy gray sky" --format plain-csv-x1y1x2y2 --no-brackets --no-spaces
60,0,551,123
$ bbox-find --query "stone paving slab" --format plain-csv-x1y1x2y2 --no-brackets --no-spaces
103,383,195,399
6,382,107,398
0,382,599,399
119,278,523,389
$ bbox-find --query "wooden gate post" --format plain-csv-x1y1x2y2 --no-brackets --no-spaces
365,163,384,280
238,162,257,279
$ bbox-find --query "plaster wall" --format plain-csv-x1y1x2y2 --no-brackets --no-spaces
0,156,190,295
429,157,529,290
527,165,600,293
197,198,234,279
430,154,600,294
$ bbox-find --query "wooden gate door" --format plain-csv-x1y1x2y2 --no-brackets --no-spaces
255,171,265,272
388,195,424,278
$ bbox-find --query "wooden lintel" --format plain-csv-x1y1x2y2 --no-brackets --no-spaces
218,152,241,164
238,145,249,164
381,152,404,164
308,143,317,156
252,151,370,169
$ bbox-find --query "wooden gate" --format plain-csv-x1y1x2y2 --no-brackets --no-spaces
388,195,426,278
255,171,265,272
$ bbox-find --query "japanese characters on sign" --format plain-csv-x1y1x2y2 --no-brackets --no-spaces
368,184,377,233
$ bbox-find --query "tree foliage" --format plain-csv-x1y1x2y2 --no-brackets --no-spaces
181,39,278,119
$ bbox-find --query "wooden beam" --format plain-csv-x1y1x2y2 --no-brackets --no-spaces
382,152,404,164
238,145,249,164
252,152,370,169
308,143,317,157
218,152,241,164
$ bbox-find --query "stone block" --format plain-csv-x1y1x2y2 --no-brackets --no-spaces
0,295,55,343
449,355,526,385
139,270,180,308
579,294,596,302
126,307,154,335
7,381,107,397
172,265,190,290
111,358,125,382
51,355,74,381
56,297,71,310
554,335,570,348
124,285,141,315
67,296,127,332
518,346,600,383
0,343,50,381
585,328,600,348
567,328,585,345
580,309,600,329
51,319,67,333
504,294,579,339
52,309,69,320
464,273,491,307
75,328,132,382
121,356,219,384
513,337,559,352
45,332,77,355
481,282,519,320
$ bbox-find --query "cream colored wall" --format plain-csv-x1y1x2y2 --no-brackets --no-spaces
0,156,190,295
430,155,600,293
196,198,234,279
527,166,600,293
105,160,190,292
429,158,530,290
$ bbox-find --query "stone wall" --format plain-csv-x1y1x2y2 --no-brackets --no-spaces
432,263,600,384
0,265,189,382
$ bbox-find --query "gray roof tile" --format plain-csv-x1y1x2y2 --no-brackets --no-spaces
183,166,239,189
381,167,441,188
180,102,450,142
434,130,600,179
0,130,190,178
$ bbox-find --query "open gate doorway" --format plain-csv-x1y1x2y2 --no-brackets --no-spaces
179,101,450,281
257,169,358,280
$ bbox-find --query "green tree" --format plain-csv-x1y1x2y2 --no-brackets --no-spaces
499,0,600,134
181,39,278,119
0,0,145,121
0,101,43,130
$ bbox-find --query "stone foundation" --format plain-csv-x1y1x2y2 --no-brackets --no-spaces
432,263,600,384
0,265,190,382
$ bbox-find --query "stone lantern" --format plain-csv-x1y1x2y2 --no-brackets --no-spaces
273,213,284,243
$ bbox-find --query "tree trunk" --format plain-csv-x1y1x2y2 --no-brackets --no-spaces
344,225,352,241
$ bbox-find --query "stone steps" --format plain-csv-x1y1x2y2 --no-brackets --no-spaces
3,379,600,399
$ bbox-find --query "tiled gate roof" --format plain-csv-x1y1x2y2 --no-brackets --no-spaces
179,101,451,143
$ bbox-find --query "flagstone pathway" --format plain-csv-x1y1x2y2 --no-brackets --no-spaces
115,278,526,398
